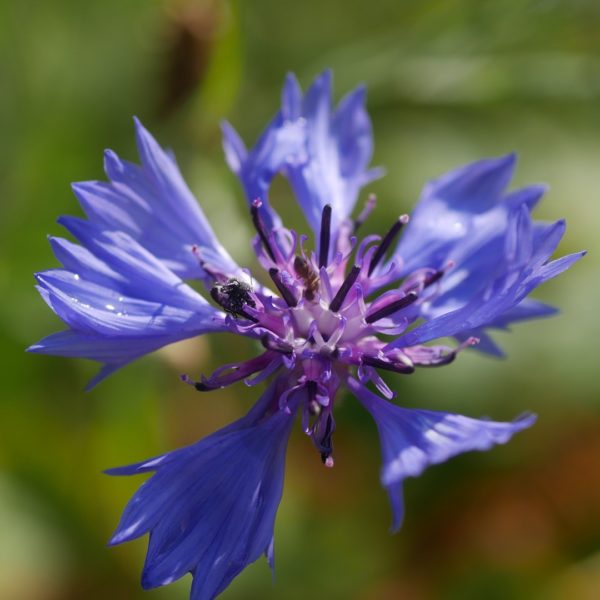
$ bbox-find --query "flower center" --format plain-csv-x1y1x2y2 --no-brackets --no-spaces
192,199,469,466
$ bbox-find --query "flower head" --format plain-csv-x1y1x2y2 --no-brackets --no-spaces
30,71,584,599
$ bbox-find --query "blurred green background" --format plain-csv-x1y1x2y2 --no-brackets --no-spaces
1,0,599,598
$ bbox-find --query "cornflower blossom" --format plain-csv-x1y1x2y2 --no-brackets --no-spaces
29,71,583,599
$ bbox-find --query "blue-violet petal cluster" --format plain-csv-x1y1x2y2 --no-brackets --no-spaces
30,71,584,600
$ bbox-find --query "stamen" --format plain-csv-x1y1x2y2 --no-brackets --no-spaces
319,414,334,464
353,193,377,232
250,199,276,262
269,268,298,307
368,367,395,399
361,355,415,374
278,383,304,414
415,336,479,368
329,265,361,312
319,204,332,268
280,228,298,263
423,261,454,288
191,246,225,282
260,334,294,355
364,291,418,324
318,266,333,303
243,357,283,386
309,400,321,416
368,214,409,276
424,269,444,287
355,234,380,266
189,351,276,391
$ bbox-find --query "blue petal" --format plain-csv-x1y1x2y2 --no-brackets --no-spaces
454,298,559,357
394,207,584,348
348,378,536,532
28,228,226,388
224,71,381,246
402,183,548,312
286,72,382,239
221,107,304,235
482,298,558,331
455,330,506,357
391,154,517,275
108,377,296,600
33,270,206,334
281,73,302,120
52,221,209,311
221,121,247,175
504,184,546,212
72,118,241,282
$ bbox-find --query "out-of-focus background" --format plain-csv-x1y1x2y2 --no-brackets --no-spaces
1,1,599,598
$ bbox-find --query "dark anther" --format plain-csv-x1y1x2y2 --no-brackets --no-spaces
269,268,298,307
250,200,277,262
192,351,275,392
361,355,415,374
368,215,408,276
210,278,258,321
192,246,224,282
364,291,418,324
260,334,293,355
353,194,377,233
329,265,361,312
416,352,457,368
319,204,332,269
320,414,334,464
424,269,445,287
293,255,320,301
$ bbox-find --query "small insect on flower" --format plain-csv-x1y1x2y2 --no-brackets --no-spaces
29,71,584,600
293,255,320,301
210,277,256,319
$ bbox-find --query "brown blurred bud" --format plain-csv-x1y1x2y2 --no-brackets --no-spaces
159,0,224,118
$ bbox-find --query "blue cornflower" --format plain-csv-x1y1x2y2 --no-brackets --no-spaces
30,71,583,599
